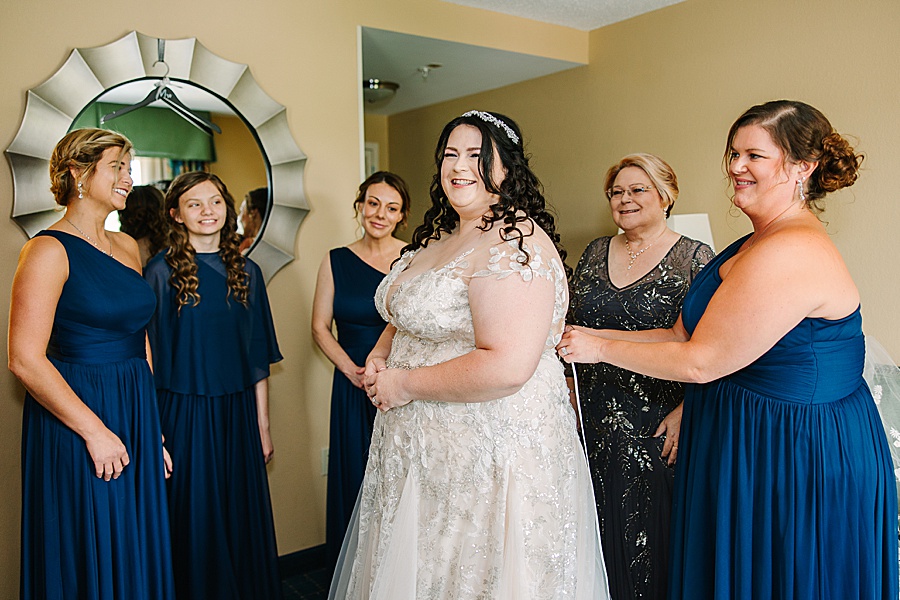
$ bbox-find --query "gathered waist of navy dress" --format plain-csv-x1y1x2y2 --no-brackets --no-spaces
723,337,865,404
336,322,385,348
47,331,147,364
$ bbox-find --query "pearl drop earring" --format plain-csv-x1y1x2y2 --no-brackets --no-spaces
796,177,806,203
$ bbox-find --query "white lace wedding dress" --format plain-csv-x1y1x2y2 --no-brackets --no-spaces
329,232,609,600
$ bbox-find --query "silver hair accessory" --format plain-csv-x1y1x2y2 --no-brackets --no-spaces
462,110,520,145
77,180,84,199
797,176,806,203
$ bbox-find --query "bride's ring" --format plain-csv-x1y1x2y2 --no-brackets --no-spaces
560,347,569,356
371,396,381,406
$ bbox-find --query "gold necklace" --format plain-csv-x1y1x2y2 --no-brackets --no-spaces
623,229,666,270
65,218,113,257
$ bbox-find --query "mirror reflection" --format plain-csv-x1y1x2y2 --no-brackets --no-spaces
69,80,269,262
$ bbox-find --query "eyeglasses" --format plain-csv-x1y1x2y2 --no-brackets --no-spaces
606,185,654,200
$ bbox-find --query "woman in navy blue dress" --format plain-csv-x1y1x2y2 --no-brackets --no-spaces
145,171,283,599
311,171,410,565
558,100,897,599
9,128,175,599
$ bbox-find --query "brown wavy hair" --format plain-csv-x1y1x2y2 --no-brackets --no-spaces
163,172,249,311
724,100,863,213
49,128,133,206
118,185,168,258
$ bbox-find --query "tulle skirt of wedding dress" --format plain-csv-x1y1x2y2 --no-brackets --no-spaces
328,365,610,599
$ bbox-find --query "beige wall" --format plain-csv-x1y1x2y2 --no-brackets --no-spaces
208,114,268,207
389,0,900,360
0,0,585,594
363,113,390,172
3,0,898,594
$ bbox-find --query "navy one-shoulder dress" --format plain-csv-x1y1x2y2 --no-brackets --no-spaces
21,230,175,600
669,234,898,600
144,251,283,600
325,247,389,565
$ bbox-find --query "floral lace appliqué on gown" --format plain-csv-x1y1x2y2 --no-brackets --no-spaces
330,235,609,600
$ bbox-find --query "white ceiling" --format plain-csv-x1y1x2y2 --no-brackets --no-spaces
442,0,685,32
362,0,684,116
361,27,582,116
97,2,687,120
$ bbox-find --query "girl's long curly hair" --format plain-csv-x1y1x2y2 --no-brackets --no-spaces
403,111,570,276
163,171,249,311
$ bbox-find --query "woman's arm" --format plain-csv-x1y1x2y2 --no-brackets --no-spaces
311,253,365,388
8,236,130,481
255,378,274,463
564,316,690,343
366,265,557,409
560,230,849,383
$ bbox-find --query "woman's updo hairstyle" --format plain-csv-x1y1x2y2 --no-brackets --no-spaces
49,128,133,206
725,100,862,212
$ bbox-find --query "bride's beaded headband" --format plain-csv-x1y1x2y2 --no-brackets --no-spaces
462,110,520,145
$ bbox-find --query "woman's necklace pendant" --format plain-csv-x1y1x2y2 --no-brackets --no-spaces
65,218,114,257
624,239,651,270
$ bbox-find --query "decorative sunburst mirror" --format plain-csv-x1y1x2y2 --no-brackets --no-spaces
5,31,308,282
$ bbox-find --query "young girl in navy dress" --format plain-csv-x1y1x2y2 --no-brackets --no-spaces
145,171,283,599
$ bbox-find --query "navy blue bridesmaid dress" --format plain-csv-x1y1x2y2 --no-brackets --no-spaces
144,251,282,600
325,247,389,565
21,230,175,599
669,234,898,600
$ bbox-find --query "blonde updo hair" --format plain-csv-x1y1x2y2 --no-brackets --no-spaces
724,100,862,213
49,128,133,206
604,153,679,217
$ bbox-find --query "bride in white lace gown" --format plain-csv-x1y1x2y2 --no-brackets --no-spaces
329,111,609,599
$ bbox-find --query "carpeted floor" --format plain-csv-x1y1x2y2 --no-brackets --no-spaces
280,545,331,600
282,566,331,600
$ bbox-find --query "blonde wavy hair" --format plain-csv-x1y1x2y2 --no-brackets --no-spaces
49,128,133,206
163,172,249,311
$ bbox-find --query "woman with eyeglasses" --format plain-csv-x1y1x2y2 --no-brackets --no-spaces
564,153,713,600
559,101,898,599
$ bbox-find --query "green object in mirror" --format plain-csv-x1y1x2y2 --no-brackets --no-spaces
5,31,308,283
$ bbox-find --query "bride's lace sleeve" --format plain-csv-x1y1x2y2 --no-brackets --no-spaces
470,238,569,347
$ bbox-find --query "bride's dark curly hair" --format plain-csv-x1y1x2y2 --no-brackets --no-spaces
163,171,249,312
403,111,570,275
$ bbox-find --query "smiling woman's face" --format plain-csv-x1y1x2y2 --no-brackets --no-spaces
440,125,506,220
359,182,405,239
608,166,666,232
80,146,133,211
728,124,796,213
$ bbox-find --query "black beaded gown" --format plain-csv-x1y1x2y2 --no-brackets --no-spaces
568,235,714,600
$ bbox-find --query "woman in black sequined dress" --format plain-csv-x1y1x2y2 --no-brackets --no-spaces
567,154,713,600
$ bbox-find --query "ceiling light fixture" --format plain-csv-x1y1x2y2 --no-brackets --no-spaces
417,63,443,81
362,79,399,104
